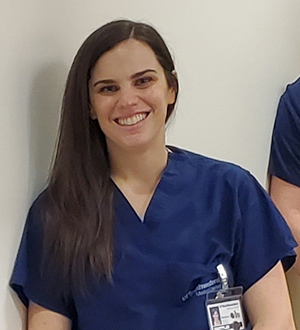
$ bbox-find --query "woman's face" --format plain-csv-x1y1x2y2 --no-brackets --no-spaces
213,311,219,318
89,39,175,153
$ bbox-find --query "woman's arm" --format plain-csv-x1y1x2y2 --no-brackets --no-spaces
28,301,72,330
243,261,295,330
270,176,300,275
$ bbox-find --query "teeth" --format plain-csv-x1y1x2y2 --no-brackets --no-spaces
117,113,147,126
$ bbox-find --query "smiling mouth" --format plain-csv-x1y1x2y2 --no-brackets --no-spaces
116,113,149,126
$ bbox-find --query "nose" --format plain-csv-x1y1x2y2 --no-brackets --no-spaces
117,85,138,108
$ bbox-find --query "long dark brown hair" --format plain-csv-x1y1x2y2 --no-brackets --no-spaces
44,20,179,296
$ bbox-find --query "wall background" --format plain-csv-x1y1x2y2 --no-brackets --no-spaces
1,1,300,329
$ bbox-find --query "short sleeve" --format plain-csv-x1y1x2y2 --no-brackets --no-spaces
231,171,297,291
10,194,76,321
269,78,300,187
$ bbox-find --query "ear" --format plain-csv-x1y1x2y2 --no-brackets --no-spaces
167,70,177,105
89,105,98,120
167,87,176,105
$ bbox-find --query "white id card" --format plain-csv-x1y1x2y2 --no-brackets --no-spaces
206,287,247,330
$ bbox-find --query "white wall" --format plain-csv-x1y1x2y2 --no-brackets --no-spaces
1,1,300,329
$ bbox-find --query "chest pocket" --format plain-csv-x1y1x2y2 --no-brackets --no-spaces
167,261,229,306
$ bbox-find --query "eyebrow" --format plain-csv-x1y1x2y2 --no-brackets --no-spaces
93,69,157,87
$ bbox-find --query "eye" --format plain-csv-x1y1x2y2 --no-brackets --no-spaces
135,76,153,87
99,85,119,94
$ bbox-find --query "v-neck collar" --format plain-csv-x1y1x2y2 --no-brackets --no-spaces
112,146,182,230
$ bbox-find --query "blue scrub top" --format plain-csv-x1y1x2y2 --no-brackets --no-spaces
11,147,296,330
269,77,300,187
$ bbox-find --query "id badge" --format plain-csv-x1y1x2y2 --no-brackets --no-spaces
206,265,247,330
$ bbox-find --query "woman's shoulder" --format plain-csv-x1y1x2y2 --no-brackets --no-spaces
28,188,47,212
26,189,51,230
169,146,251,183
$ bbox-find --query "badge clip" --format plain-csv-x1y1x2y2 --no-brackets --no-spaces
216,263,229,298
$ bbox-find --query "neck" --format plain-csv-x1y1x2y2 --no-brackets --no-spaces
109,142,168,190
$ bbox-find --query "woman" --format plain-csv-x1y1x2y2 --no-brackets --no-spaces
11,20,296,330
211,307,221,325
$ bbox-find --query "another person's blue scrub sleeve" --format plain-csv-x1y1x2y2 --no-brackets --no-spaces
269,77,300,187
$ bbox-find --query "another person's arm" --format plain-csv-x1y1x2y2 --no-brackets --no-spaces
270,177,300,275
243,261,295,330
28,301,72,330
